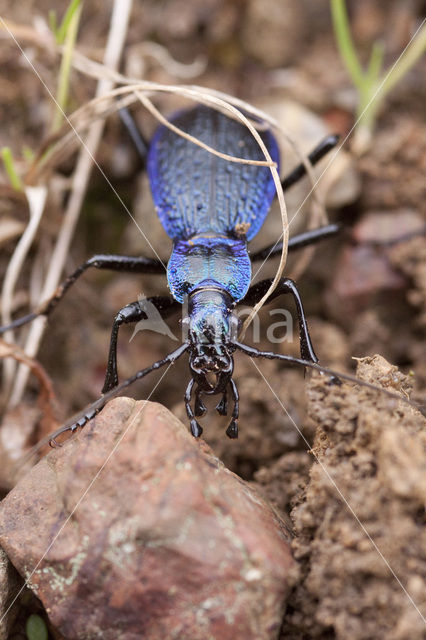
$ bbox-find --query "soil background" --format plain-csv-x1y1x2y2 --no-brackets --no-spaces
0,1,425,638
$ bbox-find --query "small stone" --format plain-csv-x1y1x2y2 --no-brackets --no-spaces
0,399,294,640
352,209,425,245
326,244,406,321
241,0,306,67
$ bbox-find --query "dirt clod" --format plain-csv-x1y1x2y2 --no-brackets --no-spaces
282,355,426,640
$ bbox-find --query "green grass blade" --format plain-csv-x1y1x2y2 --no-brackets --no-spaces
1,147,23,191
55,0,82,45
51,1,82,133
48,9,57,36
22,145,35,162
365,40,385,88
378,22,426,100
330,0,365,91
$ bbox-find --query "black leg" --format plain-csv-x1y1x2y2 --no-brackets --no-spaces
241,277,318,363
102,295,179,393
185,378,203,437
215,389,228,415
233,341,324,375
226,342,423,413
281,134,339,192
250,223,340,262
194,387,207,416
0,254,165,335
119,108,149,165
225,379,239,439
248,134,340,265
49,343,189,446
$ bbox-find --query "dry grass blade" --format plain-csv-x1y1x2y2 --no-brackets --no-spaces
136,92,276,167
127,41,207,79
1,186,48,400
9,0,134,406
0,338,58,431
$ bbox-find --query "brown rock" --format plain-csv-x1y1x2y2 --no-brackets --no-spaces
352,209,425,245
326,209,426,324
0,400,294,640
326,244,406,321
241,0,306,67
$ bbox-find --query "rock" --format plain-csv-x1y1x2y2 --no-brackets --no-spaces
241,0,306,67
326,209,425,322
0,546,22,640
0,399,295,640
326,243,406,319
352,209,425,245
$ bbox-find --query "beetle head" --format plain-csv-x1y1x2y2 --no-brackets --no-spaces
185,286,237,392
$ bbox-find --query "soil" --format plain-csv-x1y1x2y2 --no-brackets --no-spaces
0,1,425,638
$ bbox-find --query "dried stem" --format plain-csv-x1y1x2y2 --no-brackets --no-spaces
9,0,134,405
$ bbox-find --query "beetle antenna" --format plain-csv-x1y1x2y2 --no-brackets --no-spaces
20,343,189,459
233,342,423,413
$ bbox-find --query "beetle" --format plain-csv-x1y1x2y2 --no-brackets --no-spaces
1,104,342,440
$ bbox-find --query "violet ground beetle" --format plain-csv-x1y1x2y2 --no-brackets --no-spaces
4,104,378,442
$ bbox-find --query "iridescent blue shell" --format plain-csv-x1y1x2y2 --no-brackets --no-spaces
148,105,280,305
147,105,280,242
167,237,251,303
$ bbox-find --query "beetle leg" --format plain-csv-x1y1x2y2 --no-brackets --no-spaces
102,296,179,393
280,134,339,192
119,108,149,165
240,277,318,363
226,379,239,439
194,388,207,416
215,389,228,416
250,223,340,262
0,254,165,335
44,344,189,447
184,378,203,437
